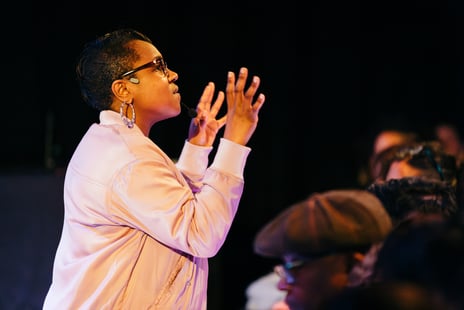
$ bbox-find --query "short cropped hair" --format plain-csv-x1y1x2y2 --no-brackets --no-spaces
76,28,152,110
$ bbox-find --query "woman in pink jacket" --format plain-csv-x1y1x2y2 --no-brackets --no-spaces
43,28,265,310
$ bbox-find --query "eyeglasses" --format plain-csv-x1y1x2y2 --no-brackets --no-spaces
395,144,445,181
274,260,308,284
120,57,168,79
422,147,445,181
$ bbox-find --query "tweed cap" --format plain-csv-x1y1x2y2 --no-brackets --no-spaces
253,189,392,258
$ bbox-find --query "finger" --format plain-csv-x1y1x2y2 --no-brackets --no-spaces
234,67,248,93
225,71,236,111
197,82,214,110
252,93,265,113
244,76,261,100
210,91,225,117
207,82,215,107
190,117,201,130
217,115,227,129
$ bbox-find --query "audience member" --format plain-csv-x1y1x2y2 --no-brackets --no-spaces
347,141,459,288
434,122,464,167
244,271,288,310
320,280,449,310
357,128,419,187
348,176,459,288
433,122,464,213
370,211,464,309
245,131,460,309
252,189,392,310
370,141,457,185
368,177,458,224
372,130,419,156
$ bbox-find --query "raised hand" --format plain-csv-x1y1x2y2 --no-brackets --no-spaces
223,67,265,145
187,82,227,147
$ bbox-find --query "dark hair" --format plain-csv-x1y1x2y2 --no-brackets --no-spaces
76,28,152,111
370,141,457,184
367,177,458,225
371,212,464,307
321,281,449,310
372,212,448,284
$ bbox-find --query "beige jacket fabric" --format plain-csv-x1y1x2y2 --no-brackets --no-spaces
43,110,250,310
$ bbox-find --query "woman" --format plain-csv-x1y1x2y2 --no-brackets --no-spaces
43,28,265,310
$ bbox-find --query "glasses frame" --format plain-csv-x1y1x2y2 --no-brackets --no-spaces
395,144,445,181
120,57,168,79
274,260,308,284
422,147,445,181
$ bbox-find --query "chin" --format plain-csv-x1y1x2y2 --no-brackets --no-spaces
171,107,182,118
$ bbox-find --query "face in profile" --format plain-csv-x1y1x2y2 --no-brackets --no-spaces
277,253,359,310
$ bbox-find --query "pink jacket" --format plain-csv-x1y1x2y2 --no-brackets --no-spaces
43,110,250,310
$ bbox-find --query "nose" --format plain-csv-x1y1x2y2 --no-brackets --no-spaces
168,68,178,82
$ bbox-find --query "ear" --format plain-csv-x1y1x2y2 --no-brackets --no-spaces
111,79,131,102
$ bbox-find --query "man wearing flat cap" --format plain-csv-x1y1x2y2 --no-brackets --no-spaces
253,189,392,310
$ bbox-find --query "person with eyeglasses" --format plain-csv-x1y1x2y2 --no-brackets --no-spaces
42,28,265,310
252,189,392,310
347,140,460,289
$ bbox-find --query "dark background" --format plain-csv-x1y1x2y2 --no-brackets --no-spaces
3,1,464,309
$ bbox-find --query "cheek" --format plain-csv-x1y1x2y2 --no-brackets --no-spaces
297,267,342,294
141,84,176,106
329,273,349,289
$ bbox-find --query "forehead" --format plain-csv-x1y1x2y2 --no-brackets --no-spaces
374,131,410,154
130,40,162,64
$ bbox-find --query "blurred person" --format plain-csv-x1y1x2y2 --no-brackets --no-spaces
347,141,459,289
43,28,265,310
372,130,419,156
369,141,459,225
368,177,458,224
363,140,459,238
371,141,457,185
320,280,450,310
357,129,419,187
244,272,289,310
433,122,464,213
371,212,446,283
245,129,420,309
434,122,464,166
252,190,392,310
369,211,464,309
348,175,458,288
340,132,460,293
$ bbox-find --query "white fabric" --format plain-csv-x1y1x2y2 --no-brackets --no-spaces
245,272,288,310
43,110,251,310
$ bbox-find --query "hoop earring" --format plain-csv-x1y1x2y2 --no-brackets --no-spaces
120,101,136,128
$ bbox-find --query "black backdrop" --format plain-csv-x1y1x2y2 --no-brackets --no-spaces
3,1,464,309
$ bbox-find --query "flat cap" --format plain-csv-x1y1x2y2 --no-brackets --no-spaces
253,189,392,258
